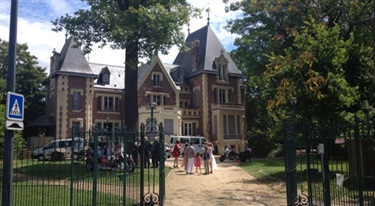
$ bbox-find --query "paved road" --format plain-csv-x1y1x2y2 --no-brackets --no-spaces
164,157,286,206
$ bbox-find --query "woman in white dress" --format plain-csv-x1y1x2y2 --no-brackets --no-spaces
208,142,218,173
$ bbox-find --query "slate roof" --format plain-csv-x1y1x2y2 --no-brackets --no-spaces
173,25,242,77
27,115,55,127
90,63,125,90
53,37,96,78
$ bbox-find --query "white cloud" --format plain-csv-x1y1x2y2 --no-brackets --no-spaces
1,0,240,72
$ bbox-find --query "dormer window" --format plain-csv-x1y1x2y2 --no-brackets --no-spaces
214,49,229,82
218,64,227,81
103,73,109,84
98,67,111,85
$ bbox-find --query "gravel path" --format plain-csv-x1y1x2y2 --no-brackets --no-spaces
164,157,286,206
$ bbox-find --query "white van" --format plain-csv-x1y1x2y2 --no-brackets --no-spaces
168,135,207,155
32,138,85,161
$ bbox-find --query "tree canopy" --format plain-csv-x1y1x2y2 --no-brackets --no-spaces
224,0,374,154
52,0,199,129
0,39,47,127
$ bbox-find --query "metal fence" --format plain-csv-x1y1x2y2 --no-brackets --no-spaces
285,118,375,206
0,122,165,206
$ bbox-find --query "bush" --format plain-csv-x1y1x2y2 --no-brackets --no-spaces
267,143,284,158
249,135,275,158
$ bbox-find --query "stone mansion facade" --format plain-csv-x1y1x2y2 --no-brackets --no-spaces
32,25,247,152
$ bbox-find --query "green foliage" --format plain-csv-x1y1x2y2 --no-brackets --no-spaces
52,0,200,129
266,21,359,120
51,0,200,60
0,39,44,150
225,0,375,150
0,39,47,126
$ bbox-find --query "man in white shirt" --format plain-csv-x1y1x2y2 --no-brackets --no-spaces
185,142,195,174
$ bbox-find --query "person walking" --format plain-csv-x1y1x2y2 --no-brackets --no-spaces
181,143,189,169
151,139,160,168
172,140,181,168
194,152,201,173
185,142,195,175
202,147,210,175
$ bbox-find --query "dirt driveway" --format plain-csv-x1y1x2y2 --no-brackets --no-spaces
164,157,286,206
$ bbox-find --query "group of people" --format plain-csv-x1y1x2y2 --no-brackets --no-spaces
172,141,218,175
132,138,161,168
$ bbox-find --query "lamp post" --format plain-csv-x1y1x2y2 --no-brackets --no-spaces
149,102,157,141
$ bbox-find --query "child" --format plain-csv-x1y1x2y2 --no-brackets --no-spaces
194,152,201,173
203,147,210,175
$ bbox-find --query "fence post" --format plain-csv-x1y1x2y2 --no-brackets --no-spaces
140,123,145,205
159,123,165,206
92,130,99,206
354,117,364,206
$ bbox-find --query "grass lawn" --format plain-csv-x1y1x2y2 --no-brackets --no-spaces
0,159,171,205
239,158,286,187
239,158,375,204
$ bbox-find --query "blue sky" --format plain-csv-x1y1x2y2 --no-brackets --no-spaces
1,0,240,74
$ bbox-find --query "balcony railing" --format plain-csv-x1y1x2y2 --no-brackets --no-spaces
211,103,244,110
180,109,199,117
223,134,243,139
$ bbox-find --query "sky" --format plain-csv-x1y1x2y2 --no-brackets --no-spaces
0,0,241,74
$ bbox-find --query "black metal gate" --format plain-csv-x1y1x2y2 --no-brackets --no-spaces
69,121,166,206
284,118,375,206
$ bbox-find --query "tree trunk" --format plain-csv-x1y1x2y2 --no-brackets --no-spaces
124,43,139,130
373,0,375,82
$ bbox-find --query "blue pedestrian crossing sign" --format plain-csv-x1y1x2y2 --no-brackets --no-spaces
6,92,24,121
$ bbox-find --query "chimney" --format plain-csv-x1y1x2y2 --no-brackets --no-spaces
50,49,60,75
191,40,200,71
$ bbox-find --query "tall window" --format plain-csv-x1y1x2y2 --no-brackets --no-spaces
114,97,120,111
183,122,194,135
180,100,190,108
97,96,120,111
104,97,113,111
97,96,102,111
153,74,160,86
153,95,161,105
72,92,80,110
219,89,226,103
228,115,236,134
164,119,174,134
214,88,233,104
147,94,167,105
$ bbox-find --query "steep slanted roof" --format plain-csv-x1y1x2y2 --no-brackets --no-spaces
137,56,181,91
173,25,242,77
27,115,55,127
90,63,125,90
54,37,96,78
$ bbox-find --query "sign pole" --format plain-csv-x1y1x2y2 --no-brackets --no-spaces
2,0,18,205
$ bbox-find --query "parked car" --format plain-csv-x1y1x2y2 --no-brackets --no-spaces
32,138,85,161
168,135,207,155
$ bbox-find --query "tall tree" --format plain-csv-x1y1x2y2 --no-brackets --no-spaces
0,39,47,137
52,0,199,130
225,0,373,118
224,0,374,153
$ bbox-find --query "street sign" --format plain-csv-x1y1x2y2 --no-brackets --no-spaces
6,92,24,121
5,120,24,131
